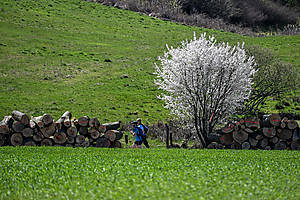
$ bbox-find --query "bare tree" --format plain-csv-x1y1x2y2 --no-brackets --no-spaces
155,33,256,147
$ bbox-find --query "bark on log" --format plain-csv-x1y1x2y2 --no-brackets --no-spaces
41,138,53,146
105,130,122,141
269,136,279,144
274,141,287,150
231,141,241,149
76,135,85,144
243,128,254,134
10,133,23,146
233,130,248,144
24,139,36,146
67,124,77,138
291,140,300,150
287,120,298,130
12,111,29,125
245,117,260,129
67,136,75,144
220,134,233,145
79,126,88,136
255,134,264,140
0,134,6,146
249,137,258,147
78,116,89,127
96,137,110,148
29,120,36,129
259,138,269,148
112,140,122,148
88,128,100,140
277,129,293,140
221,123,235,134
105,130,116,142
262,127,276,138
82,140,90,147
264,146,272,150
65,143,73,147
22,128,34,138
12,121,25,132
53,132,67,144
292,129,300,141
42,114,53,126
89,117,100,128
102,121,121,131
0,116,13,134
262,114,281,127
55,117,64,130
31,116,44,128
33,131,44,142
40,123,56,138
242,142,251,150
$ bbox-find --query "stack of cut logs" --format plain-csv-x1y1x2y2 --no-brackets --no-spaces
208,114,300,150
0,111,123,148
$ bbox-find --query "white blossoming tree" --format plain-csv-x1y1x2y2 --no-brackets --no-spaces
155,33,256,147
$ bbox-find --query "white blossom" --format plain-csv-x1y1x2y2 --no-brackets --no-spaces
155,33,256,146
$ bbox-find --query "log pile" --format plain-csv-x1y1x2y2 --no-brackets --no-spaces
208,114,300,150
0,111,123,148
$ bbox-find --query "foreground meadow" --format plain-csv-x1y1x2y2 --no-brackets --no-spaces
0,147,299,199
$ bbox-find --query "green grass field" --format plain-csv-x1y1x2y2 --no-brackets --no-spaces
0,0,299,125
0,147,299,199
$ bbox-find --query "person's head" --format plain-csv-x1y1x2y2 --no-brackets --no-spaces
136,118,141,125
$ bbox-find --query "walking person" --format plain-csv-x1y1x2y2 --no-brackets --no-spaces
137,118,150,148
130,121,143,148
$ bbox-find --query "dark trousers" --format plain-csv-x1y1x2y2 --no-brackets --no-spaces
142,135,150,148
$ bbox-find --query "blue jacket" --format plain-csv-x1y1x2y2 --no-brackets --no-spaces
134,126,143,141
138,124,147,136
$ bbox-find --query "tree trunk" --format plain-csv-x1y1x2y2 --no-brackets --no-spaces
0,116,13,134
31,116,44,128
0,134,6,146
262,127,276,138
274,141,287,150
89,117,100,128
96,137,110,148
287,120,298,130
258,138,268,148
112,140,122,148
242,142,251,150
12,121,25,132
88,128,100,140
102,121,120,131
125,134,128,144
233,130,248,144
67,136,75,144
22,127,34,137
106,130,122,141
40,123,56,138
10,133,23,146
245,117,259,129
42,114,53,126
79,126,88,136
41,138,53,146
76,135,85,144
249,137,258,147
165,124,169,148
269,136,279,144
105,130,116,142
277,129,293,140
67,124,77,138
291,140,300,150
53,132,67,144
33,131,44,142
12,111,29,125
220,133,233,145
24,139,36,146
78,116,89,127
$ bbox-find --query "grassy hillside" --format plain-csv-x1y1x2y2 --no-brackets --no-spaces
0,0,299,124
1,147,299,199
